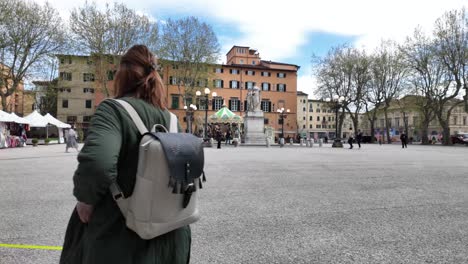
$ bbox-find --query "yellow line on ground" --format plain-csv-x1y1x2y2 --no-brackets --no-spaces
0,243,62,250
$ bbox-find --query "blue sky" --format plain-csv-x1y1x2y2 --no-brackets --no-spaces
37,0,467,97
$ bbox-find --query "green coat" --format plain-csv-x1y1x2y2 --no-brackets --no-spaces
60,97,191,264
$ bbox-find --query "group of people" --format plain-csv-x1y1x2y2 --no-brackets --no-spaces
348,131,409,149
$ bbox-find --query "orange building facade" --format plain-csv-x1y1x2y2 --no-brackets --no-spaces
0,65,25,115
162,46,299,137
56,46,299,138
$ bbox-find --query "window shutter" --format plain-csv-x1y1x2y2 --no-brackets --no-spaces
240,101,243,111
284,84,287,92
212,99,215,110
228,100,232,110
244,100,248,111
260,102,264,111
269,72,271,77
284,73,287,78
229,81,232,88
276,84,279,91
213,68,216,73
245,82,248,89
268,83,271,91
253,71,255,75
221,69,224,73
268,101,272,112
221,80,224,88
277,73,279,77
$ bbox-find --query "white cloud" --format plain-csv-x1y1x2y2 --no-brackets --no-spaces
297,65,319,99
33,0,467,61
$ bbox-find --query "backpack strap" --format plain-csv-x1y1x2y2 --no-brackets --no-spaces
113,99,148,135
169,112,178,133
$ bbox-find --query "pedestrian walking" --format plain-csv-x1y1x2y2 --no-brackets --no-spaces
225,129,231,145
215,126,222,149
348,135,354,149
65,126,79,153
400,132,408,148
60,45,191,264
356,130,363,149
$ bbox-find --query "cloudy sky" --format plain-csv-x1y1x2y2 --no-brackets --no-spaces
35,0,467,97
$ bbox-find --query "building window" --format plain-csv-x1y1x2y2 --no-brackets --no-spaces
83,73,95,82
303,125,306,129
83,116,92,122
264,118,269,125
453,116,458,125
87,57,94,65
230,69,240,74
214,68,224,73
316,124,321,129
67,116,77,124
213,98,223,110
171,95,179,109
309,107,313,112
261,82,270,91
169,76,179,85
230,80,239,89
240,59,244,64
214,79,224,88
59,72,72,81
246,70,255,76
107,56,114,64
62,99,68,108
328,116,332,122
277,72,286,78
395,117,400,127
245,81,255,89
302,107,306,112
260,101,271,112
229,99,240,111
317,116,320,121
463,116,466,126
83,88,95,94
85,100,92,109
60,56,72,64
317,109,321,113
252,61,256,65
172,64,179,70
261,71,271,77
309,116,313,121
303,116,306,120
107,70,115,81
277,84,286,92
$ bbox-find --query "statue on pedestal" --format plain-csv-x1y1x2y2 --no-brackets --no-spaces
247,87,261,112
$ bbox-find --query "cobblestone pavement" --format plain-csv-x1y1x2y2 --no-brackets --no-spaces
0,143,467,264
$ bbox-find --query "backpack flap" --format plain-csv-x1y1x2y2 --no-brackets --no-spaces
152,132,205,207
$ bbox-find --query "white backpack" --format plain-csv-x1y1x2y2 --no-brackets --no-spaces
110,99,205,239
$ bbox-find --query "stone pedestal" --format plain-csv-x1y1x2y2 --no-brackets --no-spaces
244,111,265,145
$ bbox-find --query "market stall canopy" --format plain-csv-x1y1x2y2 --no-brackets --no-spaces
44,113,71,128
24,110,48,127
208,106,243,123
0,110,15,122
10,113,30,124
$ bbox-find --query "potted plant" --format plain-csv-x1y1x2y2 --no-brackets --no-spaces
32,138,39,147
44,138,51,145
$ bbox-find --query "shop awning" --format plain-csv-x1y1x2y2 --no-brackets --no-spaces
44,113,71,128
0,110,15,122
10,113,30,124
24,110,48,127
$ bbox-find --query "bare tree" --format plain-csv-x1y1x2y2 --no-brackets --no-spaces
372,40,408,143
434,8,468,113
157,17,220,106
69,1,158,97
401,29,444,145
0,0,66,111
314,46,370,138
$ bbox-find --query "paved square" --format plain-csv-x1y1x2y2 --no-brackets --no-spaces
0,143,467,263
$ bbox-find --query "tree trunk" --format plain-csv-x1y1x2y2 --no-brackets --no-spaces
384,108,391,144
0,94,7,111
420,121,430,145
370,126,375,143
438,118,452,145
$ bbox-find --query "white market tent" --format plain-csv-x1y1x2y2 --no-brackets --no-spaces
44,113,71,128
0,110,15,122
10,113,30,124
24,111,68,143
24,110,48,127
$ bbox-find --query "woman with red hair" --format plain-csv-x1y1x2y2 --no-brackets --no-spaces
60,45,191,264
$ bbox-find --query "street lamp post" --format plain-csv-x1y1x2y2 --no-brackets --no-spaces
277,107,290,146
326,95,345,148
183,104,197,133
196,88,217,141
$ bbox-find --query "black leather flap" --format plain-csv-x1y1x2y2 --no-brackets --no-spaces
151,132,204,189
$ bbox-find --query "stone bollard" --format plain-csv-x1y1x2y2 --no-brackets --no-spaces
319,138,323,147
279,138,285,148
210,138,215,148
300,138,304,147
266,138,270,148
290,138,293,145
309,139,314,148
305,139,310,147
